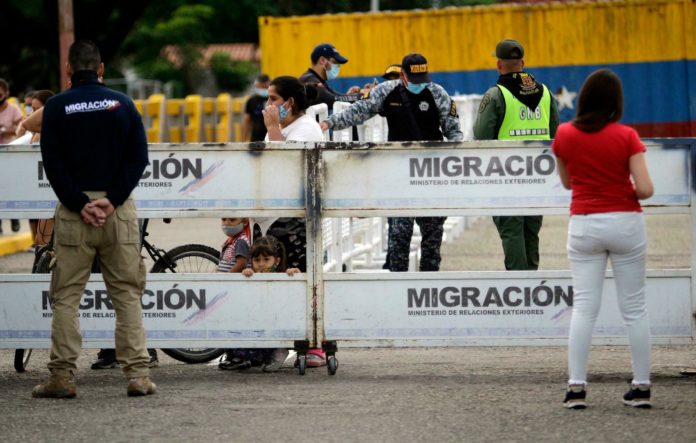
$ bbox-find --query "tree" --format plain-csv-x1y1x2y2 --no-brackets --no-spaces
209,53,257,92
1,0,497,96
0,0,150,94
122,4,214,94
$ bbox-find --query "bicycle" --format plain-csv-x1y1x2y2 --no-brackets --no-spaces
14,218,223,372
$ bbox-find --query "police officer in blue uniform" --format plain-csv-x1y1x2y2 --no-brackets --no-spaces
321,53,463,271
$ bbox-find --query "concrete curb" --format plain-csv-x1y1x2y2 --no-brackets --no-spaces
0,232,33,257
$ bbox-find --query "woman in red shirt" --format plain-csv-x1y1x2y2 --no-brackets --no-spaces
552,69,654,409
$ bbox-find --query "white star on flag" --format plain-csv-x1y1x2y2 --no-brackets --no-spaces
555,86,577,111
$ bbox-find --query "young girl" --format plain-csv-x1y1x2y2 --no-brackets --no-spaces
241,235,299,372
217,217,253,370
242,235,300,278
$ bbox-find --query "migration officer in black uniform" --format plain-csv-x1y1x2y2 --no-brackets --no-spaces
33,40,155,398
321,53,463,272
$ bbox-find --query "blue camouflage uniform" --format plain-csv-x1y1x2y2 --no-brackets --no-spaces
326,80,463,271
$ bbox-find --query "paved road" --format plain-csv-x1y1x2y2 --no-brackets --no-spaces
1,346,695,442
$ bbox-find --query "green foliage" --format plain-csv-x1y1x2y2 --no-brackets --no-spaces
209,52,257,92
123,4,215,95
153,4,212,45
1,0,501,96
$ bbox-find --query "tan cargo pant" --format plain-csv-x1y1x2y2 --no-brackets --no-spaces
47,193,150,378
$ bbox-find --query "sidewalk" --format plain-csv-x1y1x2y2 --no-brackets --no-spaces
0,220,32,257
1,346,694,442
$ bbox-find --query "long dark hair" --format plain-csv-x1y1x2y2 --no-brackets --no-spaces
270,76,318,115
250,235,287,271
572,69,624,133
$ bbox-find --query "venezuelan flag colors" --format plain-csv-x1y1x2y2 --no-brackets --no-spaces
260,0,695,136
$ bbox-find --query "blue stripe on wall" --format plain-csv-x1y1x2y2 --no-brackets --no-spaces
329,60,696,126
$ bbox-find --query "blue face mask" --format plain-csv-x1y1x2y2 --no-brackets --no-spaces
326,63,340,80
222,223,244,237
255,88,268,98
406,82,427,95
278,101,289,122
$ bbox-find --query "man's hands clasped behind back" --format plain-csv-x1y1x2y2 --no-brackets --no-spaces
80,198,114,227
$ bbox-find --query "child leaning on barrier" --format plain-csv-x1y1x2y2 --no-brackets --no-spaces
240,235,300,372
242,235,300,278
216,217,253,370
217,217,251,273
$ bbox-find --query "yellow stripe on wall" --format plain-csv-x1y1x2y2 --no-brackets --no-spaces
259,0,695,78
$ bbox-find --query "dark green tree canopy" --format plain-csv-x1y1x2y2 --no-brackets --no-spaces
1,0,493,96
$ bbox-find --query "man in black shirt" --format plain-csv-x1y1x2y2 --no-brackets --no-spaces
241,74,270,142
33,40,155,398
299,43,362,108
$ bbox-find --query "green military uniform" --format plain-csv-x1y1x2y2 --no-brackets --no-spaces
474,72,559,271
473,81,559,141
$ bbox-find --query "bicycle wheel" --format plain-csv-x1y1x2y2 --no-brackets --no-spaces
17,248,54,372
152,243,222,363
14,349,32,373
160,348,225,364
150,244,219,273
33,250,53,274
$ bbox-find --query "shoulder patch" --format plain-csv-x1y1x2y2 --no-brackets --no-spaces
449,100,458,117
478,94,491,114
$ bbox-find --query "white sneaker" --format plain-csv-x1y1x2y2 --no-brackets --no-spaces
262,349,289,373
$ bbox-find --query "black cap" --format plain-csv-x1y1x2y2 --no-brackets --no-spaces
311,43,348,64
495,39,524,60
382,64,402,80
401,53,430,83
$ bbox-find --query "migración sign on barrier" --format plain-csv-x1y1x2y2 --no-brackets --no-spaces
0,139,693,352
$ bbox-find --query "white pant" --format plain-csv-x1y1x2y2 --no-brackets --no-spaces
567,211,651,386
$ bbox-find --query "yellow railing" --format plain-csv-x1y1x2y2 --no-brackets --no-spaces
15,94,252,144
135,94,250,143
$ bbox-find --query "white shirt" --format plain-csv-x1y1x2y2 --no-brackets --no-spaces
9,132,33,145
265,113,324,142
258,113,323,237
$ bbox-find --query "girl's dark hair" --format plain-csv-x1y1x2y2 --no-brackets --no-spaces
32,90,55,106
270,76,318,115
572,69,624,133
250,235,287,271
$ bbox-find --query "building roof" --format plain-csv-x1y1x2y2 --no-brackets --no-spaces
162,43,261,66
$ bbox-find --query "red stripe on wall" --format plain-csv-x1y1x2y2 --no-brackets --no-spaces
630,121,696,138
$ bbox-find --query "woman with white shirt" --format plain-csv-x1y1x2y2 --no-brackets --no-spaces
260,76,327,368
262,76,323,142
